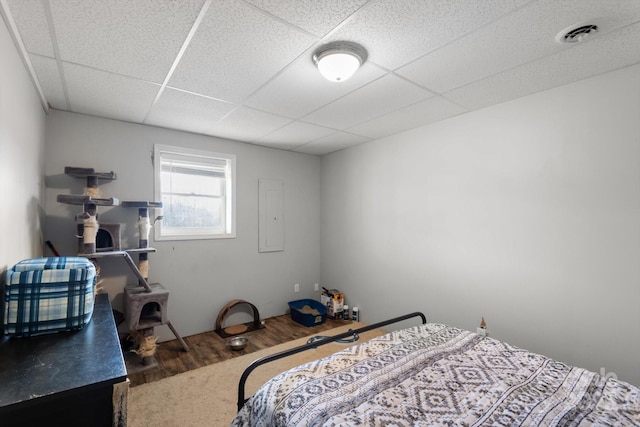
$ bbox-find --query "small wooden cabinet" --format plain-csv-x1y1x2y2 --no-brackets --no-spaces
0,293,128,426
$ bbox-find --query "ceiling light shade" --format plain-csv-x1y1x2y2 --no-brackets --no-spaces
312,41,367,82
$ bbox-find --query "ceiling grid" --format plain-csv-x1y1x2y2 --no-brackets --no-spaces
1,0,639,155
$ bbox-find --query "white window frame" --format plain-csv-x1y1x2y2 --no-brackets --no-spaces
154,144,236,241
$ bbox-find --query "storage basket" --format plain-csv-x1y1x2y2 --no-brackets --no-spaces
288,299,326,327
3,257,97,337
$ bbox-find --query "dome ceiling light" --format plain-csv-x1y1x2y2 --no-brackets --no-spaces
312,41,368,83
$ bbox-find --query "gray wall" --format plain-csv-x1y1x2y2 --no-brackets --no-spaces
320,64,640,386
0,16,46,272
44,110,321,340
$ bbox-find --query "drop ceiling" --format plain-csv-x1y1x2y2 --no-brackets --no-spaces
2,0,640,155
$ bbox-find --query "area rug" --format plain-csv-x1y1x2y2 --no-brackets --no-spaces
127,323,386,426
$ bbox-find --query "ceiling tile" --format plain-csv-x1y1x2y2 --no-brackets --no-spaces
331,0,530,70
29,54,67,109
444,21,640,111
144,88,236,135
5,0,54,57
347,96,468,139
303,73,434,129
294,131,370,155
243,0,368,37
397,0,640,93
169,0,316,103
63,63,160,123
254,120,338,149
49,0,206,83
205,106,292,142
245,56,386,119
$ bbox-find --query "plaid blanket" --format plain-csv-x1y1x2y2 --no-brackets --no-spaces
4,257,96,337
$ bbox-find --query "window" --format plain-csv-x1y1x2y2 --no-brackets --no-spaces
154,144,235,240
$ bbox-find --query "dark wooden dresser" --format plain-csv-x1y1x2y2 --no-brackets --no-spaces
0,293,128,426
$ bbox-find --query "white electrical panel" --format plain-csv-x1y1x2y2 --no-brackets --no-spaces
258,179,284,252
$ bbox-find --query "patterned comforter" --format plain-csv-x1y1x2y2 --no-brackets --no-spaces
232,323,640,426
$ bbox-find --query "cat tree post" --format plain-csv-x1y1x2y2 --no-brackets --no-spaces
137,207,151,282
121,201,162,283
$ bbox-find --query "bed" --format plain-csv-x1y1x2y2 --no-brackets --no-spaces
232,312,640,426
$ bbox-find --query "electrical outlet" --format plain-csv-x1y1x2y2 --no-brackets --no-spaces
314,283,319,291
294,283,300,292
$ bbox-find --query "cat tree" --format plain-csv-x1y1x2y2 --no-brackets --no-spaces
57,167,188,366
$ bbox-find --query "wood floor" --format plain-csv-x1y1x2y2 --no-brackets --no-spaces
127,314,351,387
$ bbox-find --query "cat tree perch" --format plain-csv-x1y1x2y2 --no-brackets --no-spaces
57,167,189,365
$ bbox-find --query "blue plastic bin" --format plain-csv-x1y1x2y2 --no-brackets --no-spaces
288,299,326,327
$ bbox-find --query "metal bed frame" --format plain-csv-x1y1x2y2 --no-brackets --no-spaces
237,311,427,411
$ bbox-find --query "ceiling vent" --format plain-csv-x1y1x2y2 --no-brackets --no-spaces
556,23,599,44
